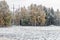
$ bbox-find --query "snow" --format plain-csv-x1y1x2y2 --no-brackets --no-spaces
0,26,60,40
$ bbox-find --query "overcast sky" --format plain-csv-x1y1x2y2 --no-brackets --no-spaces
0,0,60,11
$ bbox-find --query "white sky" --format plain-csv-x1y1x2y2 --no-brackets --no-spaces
0,0,60,11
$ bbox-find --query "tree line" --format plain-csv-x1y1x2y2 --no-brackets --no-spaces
15,4,60,26
0,1,60,26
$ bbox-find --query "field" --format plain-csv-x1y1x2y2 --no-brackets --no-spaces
0,26,60,40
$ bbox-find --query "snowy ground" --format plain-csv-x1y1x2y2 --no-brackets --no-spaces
0,26,60,40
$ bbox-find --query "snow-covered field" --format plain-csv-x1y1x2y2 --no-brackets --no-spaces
0,26,60,40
